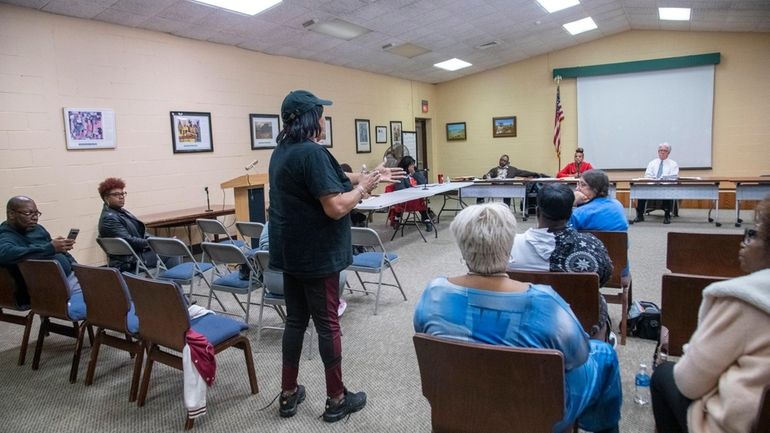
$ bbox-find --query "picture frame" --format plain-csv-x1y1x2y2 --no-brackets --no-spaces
170,111,213,154
318,116,333,148
249,113,280,149
492,116,517,138
63,108,116,150
375,125,387,143
446,122,467,141
355,119,371,154
390,121,402,146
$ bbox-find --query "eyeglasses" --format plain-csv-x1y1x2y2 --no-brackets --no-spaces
13,210,42,217
107,192,127,197
744,228,758,245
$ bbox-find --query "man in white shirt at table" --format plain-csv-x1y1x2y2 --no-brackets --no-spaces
633,142,679,224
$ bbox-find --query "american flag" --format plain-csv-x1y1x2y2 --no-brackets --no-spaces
553,84,564,158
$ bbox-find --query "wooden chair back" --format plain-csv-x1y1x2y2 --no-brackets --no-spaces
583,231,627,289
666,232,744,278
582,230,631,345
754,384,770,433
18,260,71,319
506,270,599,333
0,265,34,366
661,273,728,356
0,266,25,309
413,333,565,433
123,273,189,351
72,264,131,332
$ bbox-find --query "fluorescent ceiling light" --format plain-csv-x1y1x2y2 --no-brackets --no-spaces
191,0,282,16
434,58,472,72
303,18,371,40
659,7,691,21
383,43,430,59
536,0,580,14
563,17,597,35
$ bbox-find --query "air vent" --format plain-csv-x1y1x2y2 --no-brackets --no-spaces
476,40,501,50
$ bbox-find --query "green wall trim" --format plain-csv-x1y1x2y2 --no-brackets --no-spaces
552,52,720,79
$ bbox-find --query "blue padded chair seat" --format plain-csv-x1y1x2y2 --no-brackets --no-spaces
158,262,214,281
351,252,399,269
191,313,248,346
67,293,87,321
127,302,139,335
212,272,252,293
219,239,247,249
264,292,284,301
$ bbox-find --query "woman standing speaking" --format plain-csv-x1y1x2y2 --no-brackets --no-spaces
268,90,403,423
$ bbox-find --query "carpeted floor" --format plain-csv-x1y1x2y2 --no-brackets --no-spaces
0,206,748,432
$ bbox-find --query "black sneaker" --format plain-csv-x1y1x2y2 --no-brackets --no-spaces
279,385,306,418
323,388,367,423
424,220,433,232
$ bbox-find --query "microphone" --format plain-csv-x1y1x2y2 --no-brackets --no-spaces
245,159,258,171
204,187,213,212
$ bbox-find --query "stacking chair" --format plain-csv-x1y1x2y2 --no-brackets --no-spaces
413,333,574,433
583,230,631,345
666,232,744,278
196,218,246,259
506,270,600,334
97,237,155,277
72,264,143,402
200,242,261,323
384,183,435,242
0,266,34,365
235,221,265,253
17,260,89,383
146,237,219,306
660,273,727,356
252,251,314,357
123,273,258,430
347,227,406,315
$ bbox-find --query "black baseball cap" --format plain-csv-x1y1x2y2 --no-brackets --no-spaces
281,90,332,122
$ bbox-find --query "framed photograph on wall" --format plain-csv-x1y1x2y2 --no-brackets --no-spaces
446,122,467,141
249,114,280,149
63,108,116,150
390,121,402,146
375,125,387,143
318,116,333,148
492,116,517,138
170,111,213,154
355,119,371,153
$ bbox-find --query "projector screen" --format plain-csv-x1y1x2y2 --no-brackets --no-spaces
576,65,714,170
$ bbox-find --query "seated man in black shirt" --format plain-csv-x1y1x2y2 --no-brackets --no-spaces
478,154,544,207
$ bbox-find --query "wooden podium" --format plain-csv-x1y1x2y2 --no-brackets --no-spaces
220,173,269,223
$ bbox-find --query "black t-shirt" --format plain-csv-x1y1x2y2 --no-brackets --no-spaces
268,139,352,276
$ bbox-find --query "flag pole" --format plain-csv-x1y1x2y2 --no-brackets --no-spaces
553,75,563,172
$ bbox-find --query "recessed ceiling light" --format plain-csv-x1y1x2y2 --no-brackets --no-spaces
383,43,430,59
659,7,691,21
303,18,371,40
434,58,472,72
563,17,597,35
536,0,580,14
190,0,282,16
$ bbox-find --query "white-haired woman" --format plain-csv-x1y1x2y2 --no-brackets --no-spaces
413,203,622,433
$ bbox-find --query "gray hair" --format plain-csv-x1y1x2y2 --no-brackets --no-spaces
658,142,671,152
450,203,517,274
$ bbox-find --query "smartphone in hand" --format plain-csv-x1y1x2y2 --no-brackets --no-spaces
67,228,80,241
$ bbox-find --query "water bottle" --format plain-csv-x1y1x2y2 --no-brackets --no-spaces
634,363,651,406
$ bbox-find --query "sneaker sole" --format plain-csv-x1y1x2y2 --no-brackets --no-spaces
279,389,306,418
322,398,367,423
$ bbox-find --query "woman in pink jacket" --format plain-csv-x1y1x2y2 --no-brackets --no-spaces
651,195,770,433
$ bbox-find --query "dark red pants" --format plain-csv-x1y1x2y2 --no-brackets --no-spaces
281,272,344,398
